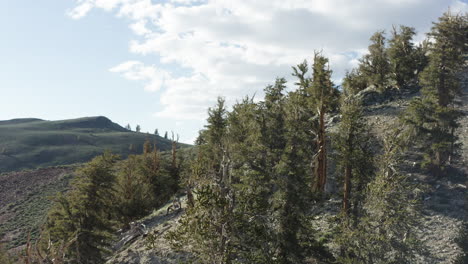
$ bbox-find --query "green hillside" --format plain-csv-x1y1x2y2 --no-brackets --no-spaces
0,116,186,172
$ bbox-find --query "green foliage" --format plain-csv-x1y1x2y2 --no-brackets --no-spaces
0,243,14,264
333,91,374,221
335,126,422,264
359,31,391,91
46,152,119,263
0,116,181,172
20,13,465,263
420,11,467,107
114,155,154,224
275,91,316,263
42,145,182,263
388,25,418,88
291,53,339,193
168,97,235,263
170,73,336,263
454,221,468,264
402,96,462,173
309,53,339,112
228,97,276,263
402,11,467,174
342,69,368,94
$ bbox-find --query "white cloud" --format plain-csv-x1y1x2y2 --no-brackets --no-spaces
70,0,467,129
95,0,124,10
109,61,170,92
67,2,94,19
129,20,151,35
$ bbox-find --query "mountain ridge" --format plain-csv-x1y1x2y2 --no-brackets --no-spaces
0,116,187,172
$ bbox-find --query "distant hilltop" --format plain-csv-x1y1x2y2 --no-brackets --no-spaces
0,116,188,172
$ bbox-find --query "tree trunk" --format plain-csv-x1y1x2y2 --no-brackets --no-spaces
315,107,327,192
438,52,448,107
449,126,455,164
186,187,195,208
171,141,177,170
343,165,352,216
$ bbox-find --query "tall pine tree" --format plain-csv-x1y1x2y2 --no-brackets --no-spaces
403,11,467,174
388,25,418,88
46,152,119,263
359,31,390,91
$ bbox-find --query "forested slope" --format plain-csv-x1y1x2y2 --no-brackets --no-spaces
3,11,466,264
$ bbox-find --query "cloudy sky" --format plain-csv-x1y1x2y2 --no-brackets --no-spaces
1,0,466,143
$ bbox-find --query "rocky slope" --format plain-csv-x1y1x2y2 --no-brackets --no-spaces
103,81,467,263
0,166,76,250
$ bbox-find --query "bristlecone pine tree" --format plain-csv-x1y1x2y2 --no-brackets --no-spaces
46,152,119,264
333,86,374,222
359,31,391,92
454,221,468,264
335,125,421,263
388,25,418,88
309,53,335,192
168,97,235,263
403,11,467,175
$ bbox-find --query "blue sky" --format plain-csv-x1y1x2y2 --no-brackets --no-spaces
0,1,165,132
0,0,466,143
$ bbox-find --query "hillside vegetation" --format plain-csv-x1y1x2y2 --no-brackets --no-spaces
0,166,76,250
1,11,466,264
0,116,181,172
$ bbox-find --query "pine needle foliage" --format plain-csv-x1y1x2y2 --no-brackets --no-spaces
402,11,467,175
335,126,422,264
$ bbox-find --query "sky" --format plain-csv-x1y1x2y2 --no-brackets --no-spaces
0,0,466,143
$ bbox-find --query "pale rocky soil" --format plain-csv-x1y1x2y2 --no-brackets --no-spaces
106,197,190,264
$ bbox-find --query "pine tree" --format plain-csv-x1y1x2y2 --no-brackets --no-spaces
342,69,368,94
420,11,467,107
403,11,467,174
335,126,421,263
227,96,276,263
136,124,141,132
388,25,417,88
261,78,288,171
413,40,430,78
164,131,168,139
308,53,336,192
403,96,461,173
170,132,180,194
333,90,374,221
169,97,233,263
260,78,299,262
125,123,131,131
115,155,154,225
454,221,468,264
154,128,159,135
275,91,314,264
359,31,390,91
143,137,152,154
46,152,119,263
